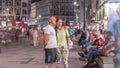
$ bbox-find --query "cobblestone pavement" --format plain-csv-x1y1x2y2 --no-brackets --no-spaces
0,39,85,68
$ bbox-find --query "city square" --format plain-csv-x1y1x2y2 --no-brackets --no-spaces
0,0,120,68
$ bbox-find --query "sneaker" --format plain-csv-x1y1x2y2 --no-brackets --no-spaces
83,64,88,68
78,52,85,57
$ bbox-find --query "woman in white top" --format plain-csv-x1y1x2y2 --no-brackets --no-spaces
33,27,39,47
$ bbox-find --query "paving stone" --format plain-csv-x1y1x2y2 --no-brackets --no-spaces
0,39,85,68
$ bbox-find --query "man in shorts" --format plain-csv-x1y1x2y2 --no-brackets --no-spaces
43,16,57,68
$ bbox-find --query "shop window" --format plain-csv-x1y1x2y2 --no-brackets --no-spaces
16,16,20,21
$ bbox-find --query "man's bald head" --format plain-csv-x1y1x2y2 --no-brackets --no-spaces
48,16,56,26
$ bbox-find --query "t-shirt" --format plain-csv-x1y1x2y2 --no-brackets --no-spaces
88,24,99,31
68,28,73,36
57,28,69,48
113,20,120,37
44,25,57,48
33,30,38,38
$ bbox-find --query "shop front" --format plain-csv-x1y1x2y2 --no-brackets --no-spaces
96,0,120,31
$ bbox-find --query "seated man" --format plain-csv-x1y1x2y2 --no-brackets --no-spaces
83,31,115,68
78,30,105,57
99,31,115,56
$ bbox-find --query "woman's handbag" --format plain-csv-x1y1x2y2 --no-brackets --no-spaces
69,40,73,49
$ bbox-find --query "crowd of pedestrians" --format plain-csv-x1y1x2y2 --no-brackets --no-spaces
42,16,113,68
0,28,21,43
75,19,120,68
0,15,119,68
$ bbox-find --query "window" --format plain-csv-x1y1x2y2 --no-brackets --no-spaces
22,2,27,7
3,8,5,11
3,16,6,21
16,16,20,21
17,2,19,6
2,0,6,6
16,9,20,15
2,8,6,14
10,8,13,14
25,10,27,14
22,10,27,15
0,8,2,13
8,1,12,6
9,8,11,14
16,2,20,6
0,0,2,6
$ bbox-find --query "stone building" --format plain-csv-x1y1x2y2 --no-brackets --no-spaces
0,0,31,26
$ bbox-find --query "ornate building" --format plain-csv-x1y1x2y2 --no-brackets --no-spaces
37,0,75,26
0,0,31,26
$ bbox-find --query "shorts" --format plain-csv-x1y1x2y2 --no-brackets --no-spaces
45,48,57,63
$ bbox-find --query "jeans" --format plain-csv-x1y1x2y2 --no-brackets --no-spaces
114,46,120,65
87,47,99,68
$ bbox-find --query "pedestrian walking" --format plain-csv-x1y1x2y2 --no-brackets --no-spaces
15,29,21,42
26,28,30,40
68,26,73,40
29,26,34,46
56,19,70,68
112,6,120,68
33,27,39,47
43,16,57,68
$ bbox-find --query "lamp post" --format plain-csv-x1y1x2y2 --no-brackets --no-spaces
36,15,42,25
6,8,9,22
83,0,86,31
73,1,80,28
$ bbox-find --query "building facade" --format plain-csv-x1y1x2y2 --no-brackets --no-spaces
31,2,37,18
0,0,31,27
37,0,75,26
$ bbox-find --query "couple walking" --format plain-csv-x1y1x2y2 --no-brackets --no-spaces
43,16,70,68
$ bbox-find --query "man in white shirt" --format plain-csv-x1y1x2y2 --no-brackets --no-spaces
88,20,99,31
43,16,57,68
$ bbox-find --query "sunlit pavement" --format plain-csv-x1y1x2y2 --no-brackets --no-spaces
0,38,85,68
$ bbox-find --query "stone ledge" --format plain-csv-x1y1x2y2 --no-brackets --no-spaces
98,56,114,68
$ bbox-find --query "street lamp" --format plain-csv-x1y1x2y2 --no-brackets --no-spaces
39,15,42,18
6,8,9,11
73,1,81,28
83,0,86,31
74,1,78,6
36,15,42,25
6,8,10,22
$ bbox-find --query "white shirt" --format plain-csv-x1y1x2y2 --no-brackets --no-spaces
44,25,57,48
33,30,38,38
88,24,99,31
